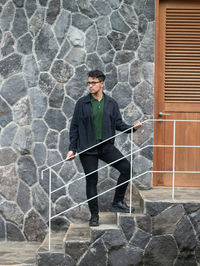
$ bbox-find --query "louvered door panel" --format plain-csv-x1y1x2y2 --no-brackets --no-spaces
165,8,200,102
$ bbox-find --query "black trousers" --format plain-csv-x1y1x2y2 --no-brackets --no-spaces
79,143,130,216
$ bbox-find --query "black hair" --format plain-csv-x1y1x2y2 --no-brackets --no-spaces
88,70,106,82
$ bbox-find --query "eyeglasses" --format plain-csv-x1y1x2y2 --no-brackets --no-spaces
87,81,100,86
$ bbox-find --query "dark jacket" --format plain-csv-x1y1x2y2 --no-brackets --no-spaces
69,93,135,154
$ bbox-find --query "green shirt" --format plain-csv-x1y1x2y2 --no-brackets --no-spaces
91,94,104,141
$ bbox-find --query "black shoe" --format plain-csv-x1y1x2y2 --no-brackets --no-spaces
89,215,99,226
110,201,135,213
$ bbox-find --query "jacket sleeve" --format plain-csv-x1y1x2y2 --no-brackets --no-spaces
115,102,136,133
69,103,79,153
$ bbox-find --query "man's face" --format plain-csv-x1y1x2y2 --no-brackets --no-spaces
88,77,104,95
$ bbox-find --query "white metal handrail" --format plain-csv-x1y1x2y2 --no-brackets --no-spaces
41,119,200,250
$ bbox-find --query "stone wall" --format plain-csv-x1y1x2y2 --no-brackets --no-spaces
0,0,155,241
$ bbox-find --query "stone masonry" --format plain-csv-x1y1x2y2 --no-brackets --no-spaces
0,0,155,241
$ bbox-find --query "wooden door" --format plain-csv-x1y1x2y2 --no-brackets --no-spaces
154,0,200,187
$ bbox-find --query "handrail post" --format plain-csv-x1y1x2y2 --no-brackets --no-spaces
172,120,176,201
129,127,133,214
48,169,51,251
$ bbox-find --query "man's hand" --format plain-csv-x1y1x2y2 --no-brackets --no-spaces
133,121,142,130
66,150,75,161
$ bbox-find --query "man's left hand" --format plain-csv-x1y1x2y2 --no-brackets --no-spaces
133,121,142,130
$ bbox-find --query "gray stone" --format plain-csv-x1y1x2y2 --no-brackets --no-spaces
35,25,59,71
130,229,151,249
129,60,143,87
44,109,66,132
24,209,47,242
0,53,22,80
65,239,89,262
136,214,152,233
13,126,32,155
39,0,48,6
0,97,13,128
46,0,60,25
33,143,46,166
175,252,198,266
144,235,178,266
124,30,140,51
153,204,185,235
17,181,31,213
110,11,131,33
66,65,88,100
29,88,47,118
107,0,121,9
85,25,97,53
59,130,69,159
138,22,155,62
17,33,32,55
0,201,24,226
63,0,78,12
184,203,200,214
138,14,148,37
0,148,17,166
37,253,75,266
1,32,15,57
96,16,112,36
47,150,63,172
132,156,152,184
189,209,200,242
123,104,142,125
91,0,112,16
72,13,93,32
1,74,26,106
141,138,154,161
105,65,118,91
11,9,28,38
145,201,173,217
0,216,5,240
13,97,31,126
86,53,104,72
117,64,129,82
17,156,37,186
13,0,24,7
25,0,37,18
46,130,58,149
0,1,15,31
144,0,155,21
51,216,69,232
108,246,143,266
54,10,71,45
67,26,84,47
29,8,45,37
77,0,98,19
103,229,126,250
132,0,146,16
69,178,86,203
119,215,135,241
39,72,56,96
119,4,138,29
79,239,107,266
49,84,64,108
97,37,112,56
98,178,116,211
0,122,18,146
134,81,153,115
59,161,76,183
63,97,75,118
114,51,135,65
174,216,197,251
24,55,39,87
7,222,25,241
107,31,126,51
196,245,200,263
55,195,74,215
112,83,132,109
32,184,49,221
0,163,18,201
101,50,115,64
132,120,153,147
50,172,66,202
65,48,86,66
142,62,155,86
57,39,71,59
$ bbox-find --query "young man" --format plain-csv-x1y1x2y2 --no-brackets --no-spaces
66,70,142,226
